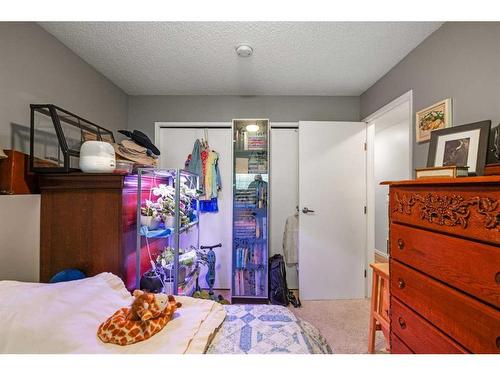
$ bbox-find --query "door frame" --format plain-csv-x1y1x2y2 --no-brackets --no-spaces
155,121,299,142
362,90,413,297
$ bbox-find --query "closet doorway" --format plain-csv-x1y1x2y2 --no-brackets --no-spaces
156,124,233,290
155,122,300,291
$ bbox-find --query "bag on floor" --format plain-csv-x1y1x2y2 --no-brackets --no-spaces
287,290,302,308
268,254,289,306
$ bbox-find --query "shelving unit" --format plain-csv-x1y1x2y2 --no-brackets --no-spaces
232,119,270,303
135,168,201,296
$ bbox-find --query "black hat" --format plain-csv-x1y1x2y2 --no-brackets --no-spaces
118,130,161,156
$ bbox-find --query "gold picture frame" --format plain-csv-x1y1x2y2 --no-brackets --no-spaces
416,98,452,143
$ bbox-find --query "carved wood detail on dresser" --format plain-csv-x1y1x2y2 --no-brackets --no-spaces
383,176,500,354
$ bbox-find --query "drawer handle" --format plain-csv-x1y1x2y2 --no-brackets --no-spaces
495,272,500,285
398,317,407,329
397,238,405,250
398,278,406,289
497,336,500,350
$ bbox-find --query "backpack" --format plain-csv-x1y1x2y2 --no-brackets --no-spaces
268,254,301,308
269,254,289,306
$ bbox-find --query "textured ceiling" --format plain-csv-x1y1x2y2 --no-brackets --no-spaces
39,22,442,96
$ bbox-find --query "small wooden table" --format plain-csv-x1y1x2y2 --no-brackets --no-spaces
368,262,390,353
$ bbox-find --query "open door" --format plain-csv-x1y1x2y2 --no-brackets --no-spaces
299,121,367,300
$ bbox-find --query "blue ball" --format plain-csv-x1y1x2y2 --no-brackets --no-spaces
49,269,86,283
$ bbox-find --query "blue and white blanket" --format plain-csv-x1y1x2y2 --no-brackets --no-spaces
207,304,332,354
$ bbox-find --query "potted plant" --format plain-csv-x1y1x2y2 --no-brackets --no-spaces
140,199,162,230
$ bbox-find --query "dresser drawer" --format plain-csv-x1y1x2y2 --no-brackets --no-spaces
391,223,500,308
391,297,468,353
391,260,500,353
390,332,413,354
390,185,500,246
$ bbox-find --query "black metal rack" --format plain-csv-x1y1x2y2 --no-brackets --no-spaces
29,104,115,173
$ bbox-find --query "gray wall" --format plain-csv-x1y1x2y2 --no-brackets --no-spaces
0,22,128,153
128,95,360,138
360,22,500,169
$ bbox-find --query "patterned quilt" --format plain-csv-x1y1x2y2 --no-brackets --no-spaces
206,304,332,354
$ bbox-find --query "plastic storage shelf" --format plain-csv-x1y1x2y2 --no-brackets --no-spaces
135,168,201,296
231,119,270,303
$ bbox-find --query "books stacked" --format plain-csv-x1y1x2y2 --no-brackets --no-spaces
248,152,267,173
234,216,257,239
247,133,266,150
234,269,265,296
415,166,469,179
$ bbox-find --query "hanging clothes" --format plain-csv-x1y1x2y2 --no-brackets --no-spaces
185,138,222,212
282,213,299,266
186,139,204,193
248,174,267,208
204,150,217,199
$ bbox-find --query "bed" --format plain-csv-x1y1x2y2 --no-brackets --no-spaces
0,273,331,354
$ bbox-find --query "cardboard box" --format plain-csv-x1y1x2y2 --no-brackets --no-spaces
0,150,39,194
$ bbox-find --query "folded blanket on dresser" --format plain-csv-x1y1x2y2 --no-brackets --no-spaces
0,273,226,354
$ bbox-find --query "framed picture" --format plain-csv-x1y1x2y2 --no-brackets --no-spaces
427,120,491,176
416,98,452,143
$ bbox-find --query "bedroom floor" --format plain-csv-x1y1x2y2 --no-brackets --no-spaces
289,298,386,354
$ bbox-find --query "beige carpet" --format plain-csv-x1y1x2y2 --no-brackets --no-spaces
290,298,387,354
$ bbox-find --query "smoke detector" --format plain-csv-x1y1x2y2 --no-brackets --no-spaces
235,44,253,57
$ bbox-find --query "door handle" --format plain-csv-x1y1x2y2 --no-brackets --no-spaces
302,207,315,214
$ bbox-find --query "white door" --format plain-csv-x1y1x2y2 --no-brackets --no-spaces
157,126,232,290
299,121,367,300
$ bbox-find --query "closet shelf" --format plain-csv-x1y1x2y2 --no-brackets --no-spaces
235,264,266,271
234,149,267,156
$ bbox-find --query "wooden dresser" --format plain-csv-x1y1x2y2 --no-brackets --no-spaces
39,173,138,288
384,176,500,354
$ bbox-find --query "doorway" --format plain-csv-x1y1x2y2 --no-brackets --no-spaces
364,91,413,295
156,124,233,290
155,122,300,291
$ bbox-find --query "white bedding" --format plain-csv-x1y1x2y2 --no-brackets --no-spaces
0,273,226,354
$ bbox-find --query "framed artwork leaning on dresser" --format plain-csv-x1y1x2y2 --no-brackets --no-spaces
427,120,491,176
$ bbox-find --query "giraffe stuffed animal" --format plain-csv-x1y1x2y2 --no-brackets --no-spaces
97,290,182,346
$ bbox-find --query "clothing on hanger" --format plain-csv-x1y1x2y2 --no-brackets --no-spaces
185,137,222,212
186,139,203,192
248,174,267,208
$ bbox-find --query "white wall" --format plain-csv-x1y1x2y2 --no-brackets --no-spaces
0,22,128,153
0,195,40,282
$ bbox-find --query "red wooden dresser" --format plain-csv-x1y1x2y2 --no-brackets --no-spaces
384,176,500,354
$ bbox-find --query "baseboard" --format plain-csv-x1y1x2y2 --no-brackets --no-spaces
374,249,389,263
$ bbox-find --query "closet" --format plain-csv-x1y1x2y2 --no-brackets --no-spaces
157,125,233,290
156,122,299,292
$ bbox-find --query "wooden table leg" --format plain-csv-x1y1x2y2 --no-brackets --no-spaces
368,271,379,354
